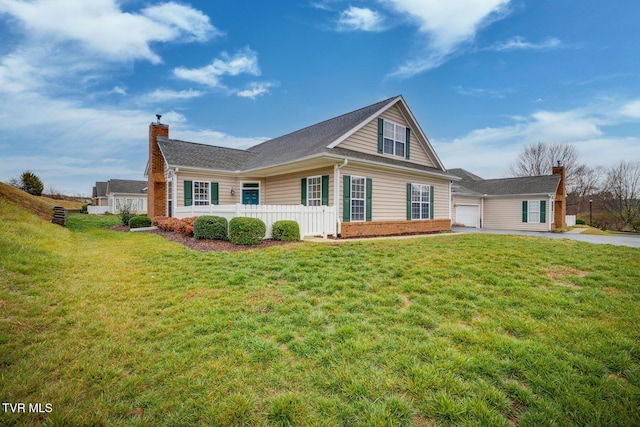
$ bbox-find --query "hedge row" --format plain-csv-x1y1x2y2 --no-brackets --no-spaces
152,216,301,244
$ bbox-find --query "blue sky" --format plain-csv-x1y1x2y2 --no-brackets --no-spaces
1,0,639,196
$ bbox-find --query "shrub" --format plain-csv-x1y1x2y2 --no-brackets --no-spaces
194,216,229,240
80,204,88,214
576,219,586,225
272,220,300,241
129,215,152,229
155,216,180,232
229,217,266,245
119,205,136,226
176,217,197,236
152,216,167,227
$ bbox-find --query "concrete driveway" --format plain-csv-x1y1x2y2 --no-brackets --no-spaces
451,226,640,248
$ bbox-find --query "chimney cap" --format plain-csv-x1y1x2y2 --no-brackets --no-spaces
156,114,162,124
557,160,561,167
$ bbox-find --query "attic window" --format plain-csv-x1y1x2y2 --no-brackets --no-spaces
383,120,406,157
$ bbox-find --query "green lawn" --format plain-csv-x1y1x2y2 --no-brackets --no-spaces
1,202,639,426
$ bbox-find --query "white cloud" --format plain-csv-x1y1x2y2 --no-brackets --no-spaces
620,100,640,118
0,0,219,64
453,85,514,98
235,82,276,99
435,100,640,178
144,88,205,103
174,48,261,87
384,0,511,77
489,36,562,51
337,6,384,32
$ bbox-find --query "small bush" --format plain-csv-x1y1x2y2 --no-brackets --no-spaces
129,215,152,229
119,205,136,226
272,220,300,241
155,216,180,232
194,216,228,240
176,217,196,236
80,204,88,214
576,219,586,225
229,217,266,245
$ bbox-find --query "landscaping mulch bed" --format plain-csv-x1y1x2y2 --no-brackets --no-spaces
111,225,300,252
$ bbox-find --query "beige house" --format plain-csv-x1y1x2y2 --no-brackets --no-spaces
146,95,459,238
90,179,147,214
449,167,566,232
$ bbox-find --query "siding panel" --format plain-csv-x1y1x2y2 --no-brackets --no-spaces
340,165,450,221
265,167,335,205
338,104,437,168
483,197,551,231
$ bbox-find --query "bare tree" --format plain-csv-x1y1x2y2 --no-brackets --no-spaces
601,160,640,230
569,165,604,214
508,142,586,192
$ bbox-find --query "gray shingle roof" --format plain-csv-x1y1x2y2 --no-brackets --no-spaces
158,138,255,171
157,96,423,174
450,169,560,196
93,181,107,197
107,179,147,195
243,96,399,170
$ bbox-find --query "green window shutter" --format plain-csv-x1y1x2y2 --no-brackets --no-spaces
366,178,373,222
377,118,384,153
184,180,193,206
430,185,434,219
343,176,351,222
522,201,528,223
301,178,307,205
540,200,546,223
405,128,411,159
321,175,329,206
211,182,219,205
406,183,412,220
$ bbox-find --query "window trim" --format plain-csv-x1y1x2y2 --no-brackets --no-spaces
193,181,210,206
382,119,407,158
527,200,541,224
410,184,431,220
350,175,366,222
307,175,322,207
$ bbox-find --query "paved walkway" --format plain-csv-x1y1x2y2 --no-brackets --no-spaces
451,226,640,248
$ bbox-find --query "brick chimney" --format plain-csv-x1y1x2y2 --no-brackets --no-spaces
552,162,566,229
148,117,169,218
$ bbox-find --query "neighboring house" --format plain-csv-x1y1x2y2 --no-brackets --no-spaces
92,181,108,207
146,95,459,238
449,166,567,231
89,179,147,214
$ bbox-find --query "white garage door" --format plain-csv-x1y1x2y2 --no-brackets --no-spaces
456,205,480,228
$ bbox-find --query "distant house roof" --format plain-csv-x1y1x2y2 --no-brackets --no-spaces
156,96,452,178
93,181,107,198
450,168,560,196
106,179,147,195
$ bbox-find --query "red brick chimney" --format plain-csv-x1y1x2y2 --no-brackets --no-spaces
552,162,566,229
148,117,169,219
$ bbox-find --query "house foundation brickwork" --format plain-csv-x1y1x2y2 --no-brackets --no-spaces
341,219,451,238
148,122,169,219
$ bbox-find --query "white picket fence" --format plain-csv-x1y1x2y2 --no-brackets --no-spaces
174,204,336,239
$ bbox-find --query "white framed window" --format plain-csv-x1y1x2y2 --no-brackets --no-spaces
528,200,541,223
194,181,209,206
411,184,431,219
351,176,366,221
383,120,406,158
307,176,322,206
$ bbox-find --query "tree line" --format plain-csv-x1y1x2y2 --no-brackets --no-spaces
509,142,640,231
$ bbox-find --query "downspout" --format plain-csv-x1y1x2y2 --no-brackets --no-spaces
334,159,348,237
481,195,486,229
172,168,179,217
548,193,553,232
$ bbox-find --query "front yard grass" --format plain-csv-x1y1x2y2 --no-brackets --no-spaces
1,206,639,426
